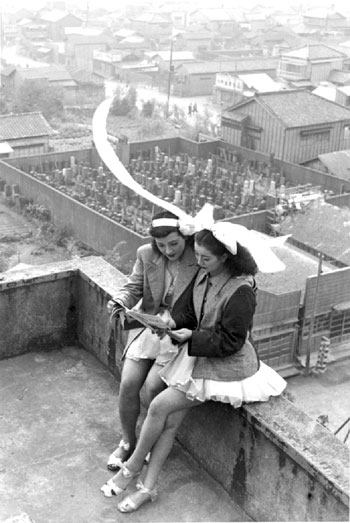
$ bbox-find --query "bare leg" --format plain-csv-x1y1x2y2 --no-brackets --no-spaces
112,387,200,483
142,408,188,489
115,389,200,511
117,358,153,451
143,362,167,407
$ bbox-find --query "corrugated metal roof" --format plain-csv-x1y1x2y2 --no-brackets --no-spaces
238,73,282,92
229,89,350,127
177,58,278,74
0,112,53,140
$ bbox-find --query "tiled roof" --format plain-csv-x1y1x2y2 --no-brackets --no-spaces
16,65,74,83
229,90,350,127
178,58,278,74
0,112,53,140
281,44,346,60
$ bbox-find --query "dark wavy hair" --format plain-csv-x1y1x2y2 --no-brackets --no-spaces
149,211,194,254
195,229,258,277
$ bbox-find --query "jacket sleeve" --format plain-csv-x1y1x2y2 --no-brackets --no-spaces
112,247,146,310
188,285,256,358
171,276,198,330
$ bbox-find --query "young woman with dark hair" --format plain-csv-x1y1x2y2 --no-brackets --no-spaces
105,210,198,472
101,223,287,511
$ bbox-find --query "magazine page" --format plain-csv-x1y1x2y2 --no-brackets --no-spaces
123,309,170,332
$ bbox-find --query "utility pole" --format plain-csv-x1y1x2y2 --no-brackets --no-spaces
166,31,175,119
304,252,323,375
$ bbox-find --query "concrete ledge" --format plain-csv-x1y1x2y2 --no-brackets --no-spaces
177,399,349,521
0,257,349,521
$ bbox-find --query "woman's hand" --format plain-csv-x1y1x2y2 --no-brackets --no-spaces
107,300,124,316
168,328,192,343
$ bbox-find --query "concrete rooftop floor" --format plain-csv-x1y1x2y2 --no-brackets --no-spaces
0,347,251,523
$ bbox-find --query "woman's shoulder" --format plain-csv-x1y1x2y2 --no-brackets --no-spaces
137,243,162,263
137,243,153,257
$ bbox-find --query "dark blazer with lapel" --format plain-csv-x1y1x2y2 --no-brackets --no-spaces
188,269,259,381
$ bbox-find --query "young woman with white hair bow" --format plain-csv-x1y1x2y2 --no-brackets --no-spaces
100,213,287,513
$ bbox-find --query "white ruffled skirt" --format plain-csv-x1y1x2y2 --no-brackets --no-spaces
159,345,287,408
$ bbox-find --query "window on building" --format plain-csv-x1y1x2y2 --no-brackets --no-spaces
344,125,350,139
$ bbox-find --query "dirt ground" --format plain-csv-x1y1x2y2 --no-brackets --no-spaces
0,202,74,273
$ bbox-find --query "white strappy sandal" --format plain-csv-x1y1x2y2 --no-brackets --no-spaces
106,439,131,471
117,480,158,512
100,463,141,497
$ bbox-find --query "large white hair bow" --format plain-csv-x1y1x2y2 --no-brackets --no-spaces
179,203,285,273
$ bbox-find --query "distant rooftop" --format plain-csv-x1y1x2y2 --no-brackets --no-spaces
229,89,350,127
0,112,54,140
281,44,346,60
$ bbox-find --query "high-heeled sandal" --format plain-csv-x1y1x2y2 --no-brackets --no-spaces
107,439,131,471
117,480,158,513
100,463,141,498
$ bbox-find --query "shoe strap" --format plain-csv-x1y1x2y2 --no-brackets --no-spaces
136,480,158,500
119,439,130,451
121,462,140,479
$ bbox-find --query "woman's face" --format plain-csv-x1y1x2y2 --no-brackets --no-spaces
195,242,226,276
155,231,186,261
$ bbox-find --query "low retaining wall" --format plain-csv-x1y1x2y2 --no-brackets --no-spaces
0,258,348,522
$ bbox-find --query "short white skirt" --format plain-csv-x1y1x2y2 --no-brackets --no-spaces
125,310,179,366
159,345,287,408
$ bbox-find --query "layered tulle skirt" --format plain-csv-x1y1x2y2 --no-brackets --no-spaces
159,345,287,408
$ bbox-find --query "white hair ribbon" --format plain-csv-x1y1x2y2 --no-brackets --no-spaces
93,99,285,272
190,204,286,273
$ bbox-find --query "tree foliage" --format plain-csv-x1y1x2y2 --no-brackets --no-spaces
110,85,137,116
12,79,64,120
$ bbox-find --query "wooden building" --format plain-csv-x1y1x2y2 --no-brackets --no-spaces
173,57,278,96
277,44,347,87
0,112,53,157
130,12,172,42
38,10,83,41
14,65,77,91
221,89,350,164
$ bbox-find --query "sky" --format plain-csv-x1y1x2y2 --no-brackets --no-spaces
2,0,350,10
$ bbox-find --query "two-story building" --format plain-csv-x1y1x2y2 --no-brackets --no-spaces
129,12,172,43
173,28,213,54
64,28,112,71
277,44,347,88
221,89,350,164
37,10,83,41
302,7,349,36
188,8,238,35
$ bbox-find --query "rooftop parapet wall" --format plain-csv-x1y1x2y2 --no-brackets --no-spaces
0,258,348,522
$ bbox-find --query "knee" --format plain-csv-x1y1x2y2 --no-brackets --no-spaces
144,380,165,405
147,395,168,421
119,375,142,400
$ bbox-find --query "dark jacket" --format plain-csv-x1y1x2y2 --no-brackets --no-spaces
187,269,259,381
